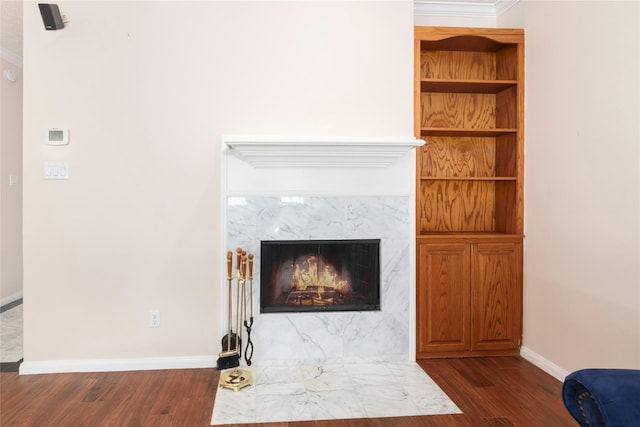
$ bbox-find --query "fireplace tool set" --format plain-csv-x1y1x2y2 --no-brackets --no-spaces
217,248,255,392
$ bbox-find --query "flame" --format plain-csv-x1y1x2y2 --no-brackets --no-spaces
291,255,350,294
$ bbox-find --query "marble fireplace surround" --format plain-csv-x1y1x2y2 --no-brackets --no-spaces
221,136,423,366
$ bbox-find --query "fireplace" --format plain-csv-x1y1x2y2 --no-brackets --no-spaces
260,239,381,313
223,136,419,364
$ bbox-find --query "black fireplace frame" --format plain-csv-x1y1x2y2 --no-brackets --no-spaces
260,239,381,313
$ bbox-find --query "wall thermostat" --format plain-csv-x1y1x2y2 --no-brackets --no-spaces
46,128,69,145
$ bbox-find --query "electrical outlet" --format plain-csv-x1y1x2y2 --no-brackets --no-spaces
149,310,160,327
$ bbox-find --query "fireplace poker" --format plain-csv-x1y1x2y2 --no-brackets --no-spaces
216,251,240,370
244,253,254,366
237,251,247,358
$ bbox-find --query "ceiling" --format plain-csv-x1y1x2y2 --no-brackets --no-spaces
0,0,514,68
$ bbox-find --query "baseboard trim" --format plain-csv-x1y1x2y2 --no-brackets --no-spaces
1,291,23,309
19,355,217,375
520,346,570,381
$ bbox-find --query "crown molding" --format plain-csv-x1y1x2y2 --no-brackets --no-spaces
0,47,23,68
495,0,520,16
223,135,425,168
415,1,494,17
414,0,519,18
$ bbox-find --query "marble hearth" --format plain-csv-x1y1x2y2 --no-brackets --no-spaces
221,136,422,366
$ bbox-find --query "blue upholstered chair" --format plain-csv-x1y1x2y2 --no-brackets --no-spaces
562,368,640,426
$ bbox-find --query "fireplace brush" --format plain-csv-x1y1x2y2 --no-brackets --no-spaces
216,250,240,370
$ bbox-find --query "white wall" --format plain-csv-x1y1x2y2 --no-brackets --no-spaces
500,1,640,373
1,54,23,306
21,0,413,371
22,0,639,376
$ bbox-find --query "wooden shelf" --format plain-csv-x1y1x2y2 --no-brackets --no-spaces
421,79,517,94
417,232,524,240
420,128,517,137
419,176,517,181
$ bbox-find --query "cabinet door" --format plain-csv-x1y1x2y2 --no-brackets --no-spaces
471,242,522,351
417,242,470,356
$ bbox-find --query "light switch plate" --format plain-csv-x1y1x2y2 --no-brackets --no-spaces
44,162,69,179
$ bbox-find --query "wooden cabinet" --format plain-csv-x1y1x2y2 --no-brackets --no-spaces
417,239,522,358
414,27,524,358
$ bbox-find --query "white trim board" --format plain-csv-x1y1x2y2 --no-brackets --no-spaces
1,291,23,308
520,346,570,382
19,355,216,375
0,47,23,68
17,347,567,380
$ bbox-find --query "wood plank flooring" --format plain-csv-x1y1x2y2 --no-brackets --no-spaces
0,356,577,426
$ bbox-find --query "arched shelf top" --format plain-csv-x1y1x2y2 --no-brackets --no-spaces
420,35,510,52
415,27,524,52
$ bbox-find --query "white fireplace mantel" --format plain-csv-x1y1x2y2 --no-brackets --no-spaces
222,135,425,168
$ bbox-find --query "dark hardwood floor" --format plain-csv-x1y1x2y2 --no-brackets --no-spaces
0,356,577,427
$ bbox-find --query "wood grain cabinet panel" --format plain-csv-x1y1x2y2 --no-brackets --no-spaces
417,243,470,357
471,242,523,352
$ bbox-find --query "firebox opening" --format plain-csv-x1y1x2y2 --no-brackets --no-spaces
260,239,381,313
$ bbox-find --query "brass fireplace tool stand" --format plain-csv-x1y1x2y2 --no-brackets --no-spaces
218,248,254,392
